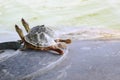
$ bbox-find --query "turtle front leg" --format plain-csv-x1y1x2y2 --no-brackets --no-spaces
55,39,71,44
21,18,30,33
51,48,64,55
48,46,64,55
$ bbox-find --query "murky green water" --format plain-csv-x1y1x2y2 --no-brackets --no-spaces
0,0,120,41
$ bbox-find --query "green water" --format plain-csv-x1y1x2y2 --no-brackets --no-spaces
0,0,120,32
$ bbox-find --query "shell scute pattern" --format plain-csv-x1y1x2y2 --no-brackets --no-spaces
25,25,56,47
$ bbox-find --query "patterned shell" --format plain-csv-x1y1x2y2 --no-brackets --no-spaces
24,25,56,47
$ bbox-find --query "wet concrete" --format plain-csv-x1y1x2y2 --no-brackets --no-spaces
1,40,120,80
0,49,68,80
36,40,120,80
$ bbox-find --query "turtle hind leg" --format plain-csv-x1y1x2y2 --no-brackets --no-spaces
55,39,71,44
65,39,71,44
15,25,25,42
21,18,30,33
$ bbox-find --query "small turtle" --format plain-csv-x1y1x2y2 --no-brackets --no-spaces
15,18,71,55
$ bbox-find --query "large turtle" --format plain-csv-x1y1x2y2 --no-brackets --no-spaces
15,18,71,55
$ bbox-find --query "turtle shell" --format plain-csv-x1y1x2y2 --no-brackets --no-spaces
24,25,56,47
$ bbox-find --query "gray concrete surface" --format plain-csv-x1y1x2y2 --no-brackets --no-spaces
35,40,120,80
0,49,68,80
1,40,120,80
64,40,120,80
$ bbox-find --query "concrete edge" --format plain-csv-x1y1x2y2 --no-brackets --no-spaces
19,48,69,80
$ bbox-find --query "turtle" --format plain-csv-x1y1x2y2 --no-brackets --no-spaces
15,18,71,55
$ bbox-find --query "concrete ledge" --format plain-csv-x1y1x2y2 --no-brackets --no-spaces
0,49,68,80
